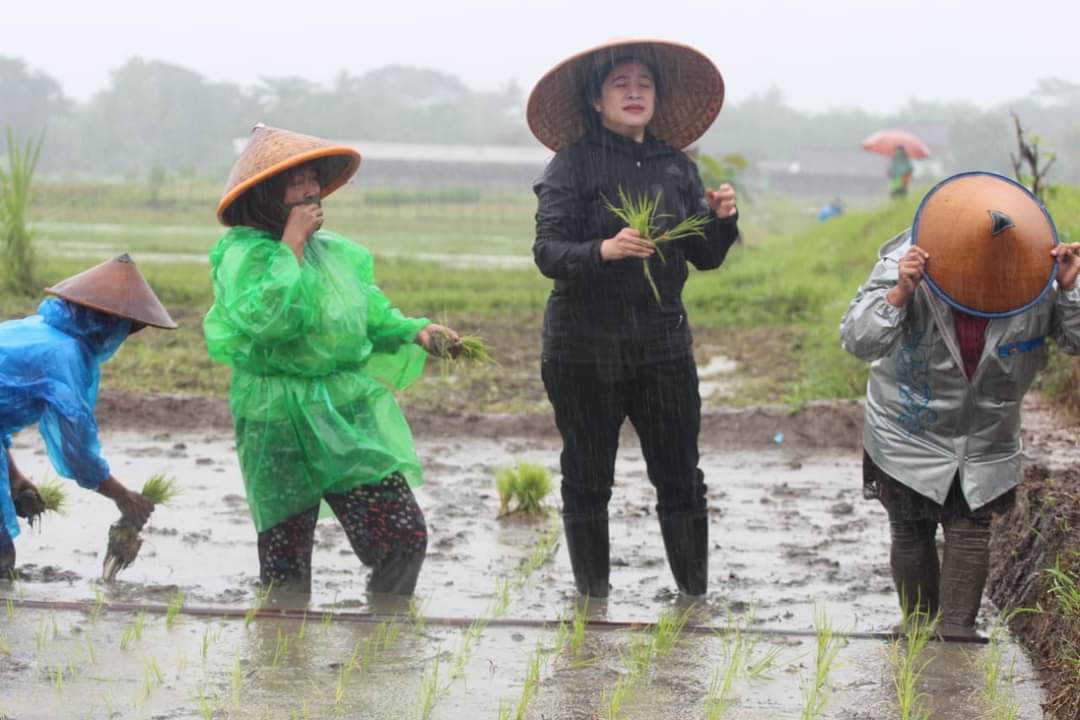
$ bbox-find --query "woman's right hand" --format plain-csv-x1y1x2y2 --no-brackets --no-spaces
887,246,930,307
282,201,324,261
600,228,655,261
115,489,155,528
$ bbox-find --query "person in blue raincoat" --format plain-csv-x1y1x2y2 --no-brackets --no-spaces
0,254,177,577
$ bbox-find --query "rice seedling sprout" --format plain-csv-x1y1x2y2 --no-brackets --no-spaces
230,651,243,708
604,186,711,303
982,617,1021,720
141,473,182,505
494,462,552,517
419,654,441,719
272,628,290,669
408,597,428,636
36,476,68,515
165,589,185,629
801,606,843,720
89,586,105,623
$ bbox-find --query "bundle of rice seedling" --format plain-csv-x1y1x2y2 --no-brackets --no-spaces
428,329,496,365
103,473,182,582
494,462,552,517
13,476,66,528
605,187,712,303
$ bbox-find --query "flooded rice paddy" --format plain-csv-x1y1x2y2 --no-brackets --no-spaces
0,429,1048,718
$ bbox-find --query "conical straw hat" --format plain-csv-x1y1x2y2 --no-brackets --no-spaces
527,38,724,152
913,172,1058,318
45,254,178,329
217,123,362,224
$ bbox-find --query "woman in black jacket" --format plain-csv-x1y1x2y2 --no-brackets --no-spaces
527,39,739,598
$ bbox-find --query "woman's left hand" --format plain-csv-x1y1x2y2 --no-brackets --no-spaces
416,323,461,358
1053,243,1080,290
706,183,737,219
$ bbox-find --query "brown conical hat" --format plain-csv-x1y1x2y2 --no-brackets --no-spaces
913,172,1058,318
217,123,362,224
527,38,724,152
45,254,178,329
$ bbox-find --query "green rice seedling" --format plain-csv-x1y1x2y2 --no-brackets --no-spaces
458,335,496,364
419,654,441,720
888,606,936,720
245,583,272,629
85,635,97,666
495,462,553,517
89,587,106,623
272,628,290,669
493,577,512,618
142,657,165,701
511,646,543,720
36,476,68,516
570,600,588,659
230,651,243,708
197,688,214,720
746,644,784,679
0,632,9,656
495,468,516,516
518,515,561,579
334,640,362,709
603,675,634,720
497,701,512,720
121,611,147,650
165,590,185,629
5,596,14,621
296,611,308,641
34,614,48,650
653,605,693,657
141,473,182,505
801,606,844,720
49,662,65,696
982,619,1020,720
103,472,183,581
604,186,712,303
408,597,428,636
176,650,188,674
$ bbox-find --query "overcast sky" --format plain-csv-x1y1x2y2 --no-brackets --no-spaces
7,0,1079,113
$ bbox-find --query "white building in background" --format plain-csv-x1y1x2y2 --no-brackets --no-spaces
231,138,551,191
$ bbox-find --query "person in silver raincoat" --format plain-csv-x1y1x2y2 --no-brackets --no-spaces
840,172,1080,637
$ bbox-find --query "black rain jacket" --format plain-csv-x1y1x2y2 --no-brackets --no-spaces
533,126,739,369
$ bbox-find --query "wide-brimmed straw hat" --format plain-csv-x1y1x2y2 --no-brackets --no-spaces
45,254,178,329
913,172,1058,318
526,38,724,152
217,123,362,224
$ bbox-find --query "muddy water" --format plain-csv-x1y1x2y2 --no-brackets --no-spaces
0,429,1048,718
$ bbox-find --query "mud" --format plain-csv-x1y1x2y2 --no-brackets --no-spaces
988,394,1080,719
0,404,1051,718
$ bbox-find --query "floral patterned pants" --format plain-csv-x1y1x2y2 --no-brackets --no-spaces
256,474,427,595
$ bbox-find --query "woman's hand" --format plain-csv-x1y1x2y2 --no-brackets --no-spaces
1052,243,1080,290
886,246,931,307
97,476,155,528
600,228,655,261
706,183,737,219
416,323,461,358
281,201,324,262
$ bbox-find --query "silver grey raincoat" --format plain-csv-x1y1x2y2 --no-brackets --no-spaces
840,230,1080,509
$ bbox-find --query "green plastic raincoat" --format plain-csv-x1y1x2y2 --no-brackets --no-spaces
204,226,430,532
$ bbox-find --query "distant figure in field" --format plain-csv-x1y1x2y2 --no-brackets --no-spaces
889,146,914,199
818,197,845,222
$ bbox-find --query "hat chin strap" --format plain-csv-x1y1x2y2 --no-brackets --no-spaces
988,209,1015,236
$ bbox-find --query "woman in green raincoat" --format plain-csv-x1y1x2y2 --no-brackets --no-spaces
204,124,459,596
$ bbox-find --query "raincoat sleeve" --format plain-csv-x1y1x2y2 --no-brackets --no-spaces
1050,282,1080,354
39,401,110,489
209,237,314,347
533,150,604,280
840,233,911,362
358,249,431,390
679,159,740,271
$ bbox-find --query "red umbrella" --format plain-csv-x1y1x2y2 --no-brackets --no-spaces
862,130,931,159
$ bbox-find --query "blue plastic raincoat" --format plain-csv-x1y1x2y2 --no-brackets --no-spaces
0,299,131,539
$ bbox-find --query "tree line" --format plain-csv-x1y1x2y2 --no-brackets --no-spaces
2,55,1079,184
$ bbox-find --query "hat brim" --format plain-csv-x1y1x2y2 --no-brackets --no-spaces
527,39,724,152
216,146,361,225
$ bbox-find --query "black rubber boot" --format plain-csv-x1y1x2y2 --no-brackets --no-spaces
888,520,941,624
938,517,991,639
562,513,610,599
658,512,708,596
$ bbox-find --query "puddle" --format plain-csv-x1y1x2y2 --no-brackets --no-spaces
0,429,1048,717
